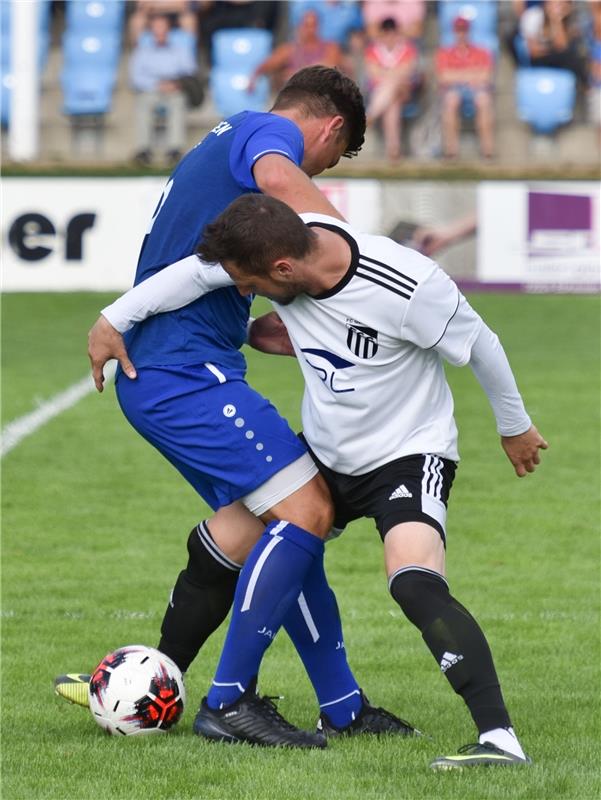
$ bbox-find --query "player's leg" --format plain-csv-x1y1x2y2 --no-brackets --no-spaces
378,455,529,768
203,472,335,710
157,502,264,673
114,367,380,742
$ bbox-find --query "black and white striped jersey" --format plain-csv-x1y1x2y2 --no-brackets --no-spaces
272,213,484,476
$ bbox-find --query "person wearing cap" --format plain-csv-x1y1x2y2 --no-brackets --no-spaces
435,16,495,159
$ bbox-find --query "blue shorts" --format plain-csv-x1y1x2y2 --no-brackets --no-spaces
116,364,308,511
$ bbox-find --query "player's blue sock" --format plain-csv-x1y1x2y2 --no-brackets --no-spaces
283,557,363,728
206,520,324,710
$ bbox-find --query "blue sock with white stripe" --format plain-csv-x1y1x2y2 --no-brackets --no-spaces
206,520,324,710
283,557,362,727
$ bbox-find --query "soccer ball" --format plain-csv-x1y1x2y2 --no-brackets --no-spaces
88,645,185,736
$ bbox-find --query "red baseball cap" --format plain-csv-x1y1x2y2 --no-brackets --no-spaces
453,16,470,32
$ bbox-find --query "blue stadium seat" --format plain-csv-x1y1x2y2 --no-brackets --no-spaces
515,67,576,134
211,29,273,69
61,32,121,116
438,0,499,55
1,0,51,125
1,72,14,127
62,31,122,71
65,0,125,35
210,69,270,116
61,70,115,115
1,0,52,71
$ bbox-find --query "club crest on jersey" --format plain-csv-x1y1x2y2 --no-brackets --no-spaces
346,319,379,359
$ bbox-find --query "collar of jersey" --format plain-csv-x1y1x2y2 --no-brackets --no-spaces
306,221,360,300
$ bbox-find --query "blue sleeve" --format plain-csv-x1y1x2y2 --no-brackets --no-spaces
229,115,305,191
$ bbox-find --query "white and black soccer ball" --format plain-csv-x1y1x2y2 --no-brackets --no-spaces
88,645,185,736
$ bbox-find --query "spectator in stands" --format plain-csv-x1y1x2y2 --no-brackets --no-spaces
129,13,197,167
519,0,589,83
129,1,198,45
362,0,426,42
364,17,419,161
248,10,345,92
288,1,364,47
435,15,495,159
287,1,366,78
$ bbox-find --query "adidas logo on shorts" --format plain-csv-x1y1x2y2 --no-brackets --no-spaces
389,484,413,500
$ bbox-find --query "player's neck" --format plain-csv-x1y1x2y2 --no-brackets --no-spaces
303,228,351,295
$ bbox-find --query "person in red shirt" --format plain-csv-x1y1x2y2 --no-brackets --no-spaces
435,16,495,159
365,17,419,161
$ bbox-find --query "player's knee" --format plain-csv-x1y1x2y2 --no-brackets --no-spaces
264,474,334,538
186,523,240,586
389,567,451,630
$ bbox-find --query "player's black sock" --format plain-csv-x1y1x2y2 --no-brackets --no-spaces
158,521,240,673
390,567,511,733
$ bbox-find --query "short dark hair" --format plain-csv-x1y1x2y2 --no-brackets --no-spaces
198,194,318,276
271,66,365,158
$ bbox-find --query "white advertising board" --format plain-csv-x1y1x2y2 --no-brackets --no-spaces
1,177,381,292
478,181,600,292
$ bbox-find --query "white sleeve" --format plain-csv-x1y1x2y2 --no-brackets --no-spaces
101,255,234,333
401,262,481,366
468,323,532,437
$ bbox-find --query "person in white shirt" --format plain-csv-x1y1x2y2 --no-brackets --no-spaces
90,194,547,769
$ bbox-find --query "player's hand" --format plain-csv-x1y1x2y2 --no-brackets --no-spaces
88,315,137,393
501,425,549,477
248,312,295,357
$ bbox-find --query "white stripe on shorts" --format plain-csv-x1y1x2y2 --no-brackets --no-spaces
205,362,226,384
240,532,284,612
421,455,448,534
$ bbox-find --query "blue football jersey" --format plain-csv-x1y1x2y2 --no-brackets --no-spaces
123,111,305,371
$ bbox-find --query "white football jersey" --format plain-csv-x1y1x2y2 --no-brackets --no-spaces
272,214,484,475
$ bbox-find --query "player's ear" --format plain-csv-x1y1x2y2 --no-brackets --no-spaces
325,115,345,140
272,259,293,280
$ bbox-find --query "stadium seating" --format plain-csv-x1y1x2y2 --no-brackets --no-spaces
65,0,125,35
438,0,499,56
210,28,273,117
209,70,270,117
61,33,121,115
1,0,51,127
515,67,576,134
211,28,273,69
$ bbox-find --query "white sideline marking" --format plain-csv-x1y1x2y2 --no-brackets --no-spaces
1,363,116,458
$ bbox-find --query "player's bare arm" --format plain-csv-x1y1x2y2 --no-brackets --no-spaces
253,154,345,220
248,311,295,357
501,425,549,478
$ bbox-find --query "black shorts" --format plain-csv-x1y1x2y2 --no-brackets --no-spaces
305,444,456,544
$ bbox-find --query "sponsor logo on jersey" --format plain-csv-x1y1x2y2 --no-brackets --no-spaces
346,319,379,359
301,348,356,394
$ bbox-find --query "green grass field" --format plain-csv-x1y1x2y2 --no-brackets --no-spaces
2,292,600,800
